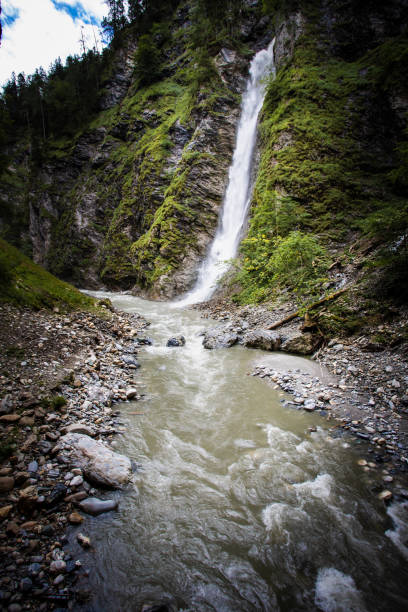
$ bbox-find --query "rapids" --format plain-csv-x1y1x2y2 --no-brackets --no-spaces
73,292,408,612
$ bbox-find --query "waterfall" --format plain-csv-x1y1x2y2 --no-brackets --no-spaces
175,39,276,307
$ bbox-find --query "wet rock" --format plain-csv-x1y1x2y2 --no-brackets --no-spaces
65,423,95,437
77,533,91,548
0,477,15,492
121,355,140,367
56,433,132,488
136,337,153,345
166,335,186,347
68,512,84,524
45,483,68,508
78,497,118,516
378,490,393,501
202,328,238,349
304,399,316,411
242,330,281,351
126,387,138,400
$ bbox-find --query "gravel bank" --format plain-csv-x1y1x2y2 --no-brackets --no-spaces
0,302,148,610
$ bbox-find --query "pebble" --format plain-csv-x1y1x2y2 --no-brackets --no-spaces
68,512,84,524
77,533,91,548
378,490,393,501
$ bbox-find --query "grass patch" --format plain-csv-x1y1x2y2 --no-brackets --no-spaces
0,238,102,312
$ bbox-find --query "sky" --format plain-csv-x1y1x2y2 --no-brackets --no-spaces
0,0,108,86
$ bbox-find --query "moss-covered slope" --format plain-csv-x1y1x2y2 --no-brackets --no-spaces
0,238,99,311
232,1,408,315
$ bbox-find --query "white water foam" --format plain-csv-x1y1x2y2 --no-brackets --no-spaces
386,501,408,560
315,568,367,612
175,40,276,306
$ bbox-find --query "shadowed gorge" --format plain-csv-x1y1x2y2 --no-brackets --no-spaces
1,1,408,611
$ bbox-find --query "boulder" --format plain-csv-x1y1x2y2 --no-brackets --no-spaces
202,328,239,350
166,335,186,347
56,433,131,489
65,423,95,437
242,330,281,351
78,497,118,515
280,331,320,355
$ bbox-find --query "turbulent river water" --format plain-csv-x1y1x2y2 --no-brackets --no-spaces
75,292,408,612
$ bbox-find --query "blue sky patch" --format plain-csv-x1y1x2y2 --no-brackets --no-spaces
2,5,20,29
51,1,101,26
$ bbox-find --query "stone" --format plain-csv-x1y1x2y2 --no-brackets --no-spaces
166,335,186,347
77,533,91,548
78,497,118,516
126,388,138,400
121,355,140,367
65,423,95,437
50,560,66,573
303,399,316,411
378,490,393,501
19,416,34,426
202,328,238,350
0,477,14,492
17,486,38,514
70,475,84,487
0,505,13,520
242,330,281,351
20,578,33,592
68,512,84,524
55,433,132,488
280,331,320,355
64,491,88,503
28,461,38,473
45,484,68,508
357,459,367,466
0,414,20,423
6,521,20,537
14,472,29,486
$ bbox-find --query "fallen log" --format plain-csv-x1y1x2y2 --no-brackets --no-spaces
266,287,350,330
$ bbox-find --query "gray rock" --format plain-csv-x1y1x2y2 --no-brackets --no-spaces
55,433,132,488
304,399,316,411
27,461,38,473
65,423,95,437
242,330,281,351
78,497,118,515
202,328,238,350
126,388,138,400
166,335,186,347
70,475,84,487
121,355,140,367
281,331,320,355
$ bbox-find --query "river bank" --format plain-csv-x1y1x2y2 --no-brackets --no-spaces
195,298,408,499
1,293,408,611
0,301,148,610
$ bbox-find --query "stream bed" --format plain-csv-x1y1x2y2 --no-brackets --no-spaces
74,292,408,611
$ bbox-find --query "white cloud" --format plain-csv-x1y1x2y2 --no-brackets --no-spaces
0,0,108,86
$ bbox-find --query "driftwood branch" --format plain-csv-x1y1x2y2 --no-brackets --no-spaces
266,287,349,331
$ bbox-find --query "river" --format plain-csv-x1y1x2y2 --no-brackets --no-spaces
73,292,408,612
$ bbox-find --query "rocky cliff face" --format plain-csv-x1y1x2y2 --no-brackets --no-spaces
1,0,407,309
0,1,272,297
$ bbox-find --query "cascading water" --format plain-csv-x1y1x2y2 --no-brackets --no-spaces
175,40,276,307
